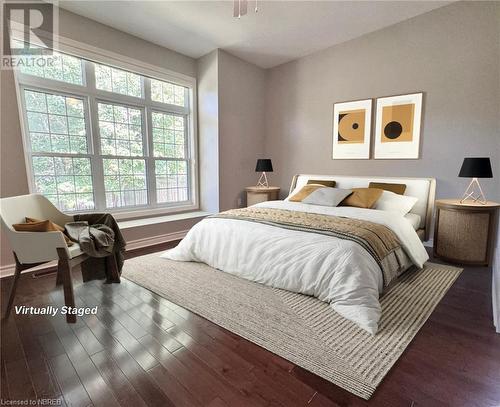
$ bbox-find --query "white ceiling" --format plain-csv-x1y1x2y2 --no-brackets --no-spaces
59,1,451,69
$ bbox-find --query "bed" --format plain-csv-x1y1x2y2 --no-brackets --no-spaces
162,175,436,334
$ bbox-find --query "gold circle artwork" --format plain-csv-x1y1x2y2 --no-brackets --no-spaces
338,109,365,144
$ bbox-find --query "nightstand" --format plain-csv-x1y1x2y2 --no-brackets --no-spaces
433,199,500,266
245,186,280,206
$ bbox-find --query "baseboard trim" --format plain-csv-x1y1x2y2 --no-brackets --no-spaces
125,230,188,251
0,263,17,279
0,229,188,279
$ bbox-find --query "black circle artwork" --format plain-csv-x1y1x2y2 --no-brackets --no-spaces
352,123,359,129
384,121,403,139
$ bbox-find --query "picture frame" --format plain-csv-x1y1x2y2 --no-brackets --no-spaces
332,99,372,160
374,92,423,159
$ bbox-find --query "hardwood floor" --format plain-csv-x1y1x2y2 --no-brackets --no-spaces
1,243,499,407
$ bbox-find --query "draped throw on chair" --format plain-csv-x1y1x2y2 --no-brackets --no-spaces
70,213,126,282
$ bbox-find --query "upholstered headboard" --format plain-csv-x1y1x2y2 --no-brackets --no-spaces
289,174,436,241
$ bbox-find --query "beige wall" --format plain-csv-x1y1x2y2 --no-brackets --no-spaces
58,9,196,77
0,69,29,198
265,1,500,203
218,50,266,210
197,49,267,211
197,50,220,214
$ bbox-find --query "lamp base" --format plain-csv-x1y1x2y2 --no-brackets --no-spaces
256,172,269,188
460,178,487,205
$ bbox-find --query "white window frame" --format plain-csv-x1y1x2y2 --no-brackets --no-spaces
12,31,198,220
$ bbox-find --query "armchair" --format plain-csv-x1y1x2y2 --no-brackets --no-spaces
1,194,88,323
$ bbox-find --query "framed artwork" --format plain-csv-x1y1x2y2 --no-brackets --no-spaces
332,99,372,159
374,92,423,159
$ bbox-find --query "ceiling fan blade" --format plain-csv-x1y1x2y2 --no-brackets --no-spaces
233,0,239,17
233,0,248,18
240,0,248,16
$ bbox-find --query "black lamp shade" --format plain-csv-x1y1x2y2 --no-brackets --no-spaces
458,157,493,178
255,159,273,172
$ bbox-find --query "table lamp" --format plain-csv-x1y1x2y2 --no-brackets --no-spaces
255,159,273,187
459,157,492,204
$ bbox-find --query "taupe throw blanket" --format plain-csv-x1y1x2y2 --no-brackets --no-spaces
65,221,115,257
212,207,407,287
66,213,125,283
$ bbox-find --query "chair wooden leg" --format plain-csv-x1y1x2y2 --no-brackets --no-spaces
57,248,76,323
4,253,48,319
55,265,64,286
4,263,22,319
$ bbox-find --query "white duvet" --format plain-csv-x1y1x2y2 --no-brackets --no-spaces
161,201,429,334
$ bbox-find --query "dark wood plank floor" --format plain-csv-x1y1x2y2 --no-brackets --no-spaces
1,243,499,407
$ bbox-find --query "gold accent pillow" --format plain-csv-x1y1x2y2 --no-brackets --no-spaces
340,188,384,209
289,184,325,202
13,218,73,246
307,179,336,188
369,182,406,195
26,217,66,232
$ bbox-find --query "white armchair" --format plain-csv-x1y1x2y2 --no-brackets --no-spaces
1,194,88,322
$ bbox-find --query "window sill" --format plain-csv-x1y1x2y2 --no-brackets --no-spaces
117,210,211,230
110,202,200,221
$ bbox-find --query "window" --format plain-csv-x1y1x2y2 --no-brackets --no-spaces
15,46,196,215
32,156,94,211
155,159,188,203
151,111,185,158
103,158,147,208
151,78,185,106
95,64,142,98
13,40,84,85
25,90,87,154
97,102,144,156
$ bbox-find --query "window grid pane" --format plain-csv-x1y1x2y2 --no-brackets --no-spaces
25,90,87,154
151,78,186,106
95,63,142,98
155,159,188,203
32,156,95,211
17,46,193,213
98,103,144,157
13,41,84,85
103,158,147,208
151,112,185,158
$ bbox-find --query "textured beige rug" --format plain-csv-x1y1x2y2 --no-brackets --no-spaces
122,255,462,399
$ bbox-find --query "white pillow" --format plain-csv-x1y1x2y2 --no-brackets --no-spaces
404,213,422,230
302,188,353,207
374,190,418,216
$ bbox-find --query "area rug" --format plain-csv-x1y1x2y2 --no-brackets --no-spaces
122,254,462,399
